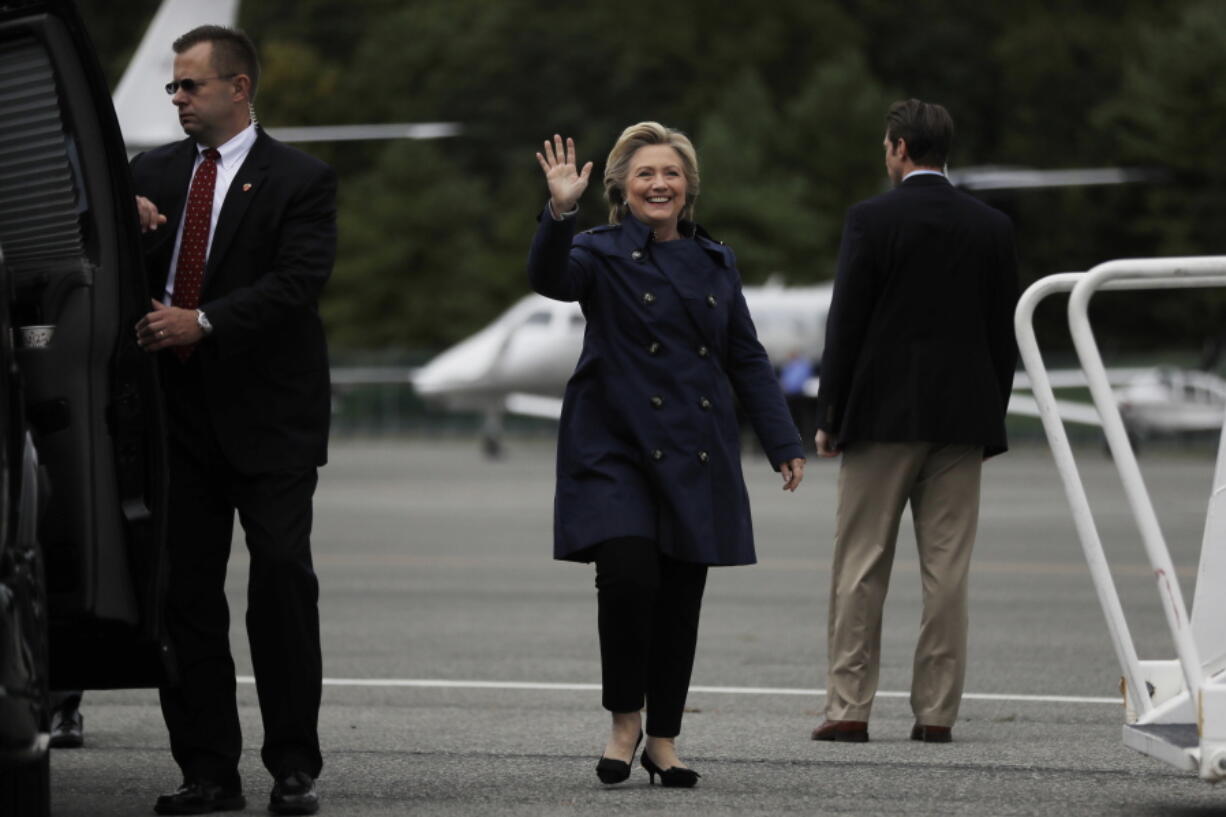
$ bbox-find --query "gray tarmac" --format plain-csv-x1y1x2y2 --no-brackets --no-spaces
50,438,1226,815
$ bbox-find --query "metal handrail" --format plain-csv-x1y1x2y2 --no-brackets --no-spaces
1015,263,1226,718
1016,273,1140,714
1066,258,1226,710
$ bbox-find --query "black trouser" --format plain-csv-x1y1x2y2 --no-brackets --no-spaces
593,537,708,738
158,356,323,786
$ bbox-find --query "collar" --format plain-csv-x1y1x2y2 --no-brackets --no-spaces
615,213,721,245
608,213,730,267
197,120,258,167
902,168,946,183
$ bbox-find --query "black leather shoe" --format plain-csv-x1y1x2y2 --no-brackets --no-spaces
153,780,245,815
911,723,953,743
48,705,83,749
269,771,319,815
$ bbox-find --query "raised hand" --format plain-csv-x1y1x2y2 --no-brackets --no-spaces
536,134,592,215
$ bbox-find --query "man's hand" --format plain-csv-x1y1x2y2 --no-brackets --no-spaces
779,457,806,491
815,429,841,458
135,299,204,351
136,195,167,233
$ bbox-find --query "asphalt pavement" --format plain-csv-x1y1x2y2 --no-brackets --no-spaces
48,438,1226,815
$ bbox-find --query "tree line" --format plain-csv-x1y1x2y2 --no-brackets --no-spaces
82,0,1226,358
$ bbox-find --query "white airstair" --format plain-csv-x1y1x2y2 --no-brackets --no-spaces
1016,257,1226,783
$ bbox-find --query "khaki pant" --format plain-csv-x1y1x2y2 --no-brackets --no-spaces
825,441,983,727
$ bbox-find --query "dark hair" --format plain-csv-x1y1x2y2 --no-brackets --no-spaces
173,25,261,100
885,99,953,168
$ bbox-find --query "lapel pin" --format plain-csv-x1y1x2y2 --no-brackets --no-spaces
242,183,253,192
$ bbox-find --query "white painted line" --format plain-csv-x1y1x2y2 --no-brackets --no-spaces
234,676,1120,705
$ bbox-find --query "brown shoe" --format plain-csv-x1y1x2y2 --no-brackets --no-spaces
810,719,868,742
910,723,952,743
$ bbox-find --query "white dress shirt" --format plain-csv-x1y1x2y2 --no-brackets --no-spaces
162,121,258,304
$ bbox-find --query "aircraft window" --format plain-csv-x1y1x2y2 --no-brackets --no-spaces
570,313,586,326
523,311,551,326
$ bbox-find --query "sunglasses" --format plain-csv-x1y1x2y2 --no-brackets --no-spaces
164,74,236,95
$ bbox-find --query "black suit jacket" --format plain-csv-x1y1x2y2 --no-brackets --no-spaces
815,174,1018,457
131,128,336,474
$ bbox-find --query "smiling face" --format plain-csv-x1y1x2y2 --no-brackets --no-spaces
171,42,246,147
624,144,688,237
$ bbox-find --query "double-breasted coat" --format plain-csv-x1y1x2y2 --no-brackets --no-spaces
528,208,804,566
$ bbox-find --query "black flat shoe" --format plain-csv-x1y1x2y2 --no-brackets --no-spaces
153,780,245,815
640,748,700,788
269,771,319,815
595,731,643,784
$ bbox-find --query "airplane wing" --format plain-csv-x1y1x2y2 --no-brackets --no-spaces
949,166,1165,192
499,387,1109,426
1008,393,1104,426
505,393,563,421
264,123,461,143
1013,368,1157,389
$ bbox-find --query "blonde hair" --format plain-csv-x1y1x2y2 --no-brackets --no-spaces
603,121,700,224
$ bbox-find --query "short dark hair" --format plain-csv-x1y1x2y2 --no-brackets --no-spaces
173,25,260,100
885,99,953,168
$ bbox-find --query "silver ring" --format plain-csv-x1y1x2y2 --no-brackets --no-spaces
159,330,165,338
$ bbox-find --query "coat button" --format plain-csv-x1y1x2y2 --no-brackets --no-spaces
631,249,644,261
650,395,664,408
648,341,661,355
697,345,709,357
651,449,664,461
642,292,656,305
706,294,717,307
697,450,709,464
699,396,711,410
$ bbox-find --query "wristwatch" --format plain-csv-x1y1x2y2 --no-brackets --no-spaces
196,309,213,335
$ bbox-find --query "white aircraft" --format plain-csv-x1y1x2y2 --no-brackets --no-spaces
1010,366,1226,444
414,287,1225,456
111,0,459,153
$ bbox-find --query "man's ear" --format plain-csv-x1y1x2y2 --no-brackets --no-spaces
893,136,909,163
231,74,252,104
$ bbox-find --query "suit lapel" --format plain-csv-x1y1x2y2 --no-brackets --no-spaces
205,129,271,283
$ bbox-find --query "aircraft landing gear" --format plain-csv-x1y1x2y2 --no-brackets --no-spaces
481,408,505,460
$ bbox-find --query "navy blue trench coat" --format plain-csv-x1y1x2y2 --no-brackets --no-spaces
528,208,805,566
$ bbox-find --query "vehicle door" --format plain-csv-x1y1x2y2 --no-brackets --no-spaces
0,0,170,689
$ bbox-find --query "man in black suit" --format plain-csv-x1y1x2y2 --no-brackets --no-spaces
132,25,334,815
809,100,1018,745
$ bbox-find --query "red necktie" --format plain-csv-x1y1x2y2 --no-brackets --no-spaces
171,147,220,361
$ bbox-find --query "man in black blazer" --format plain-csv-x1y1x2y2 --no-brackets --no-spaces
809,100,1018,745
132,25,334,816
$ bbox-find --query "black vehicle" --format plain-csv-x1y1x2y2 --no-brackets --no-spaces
0,1,170,814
